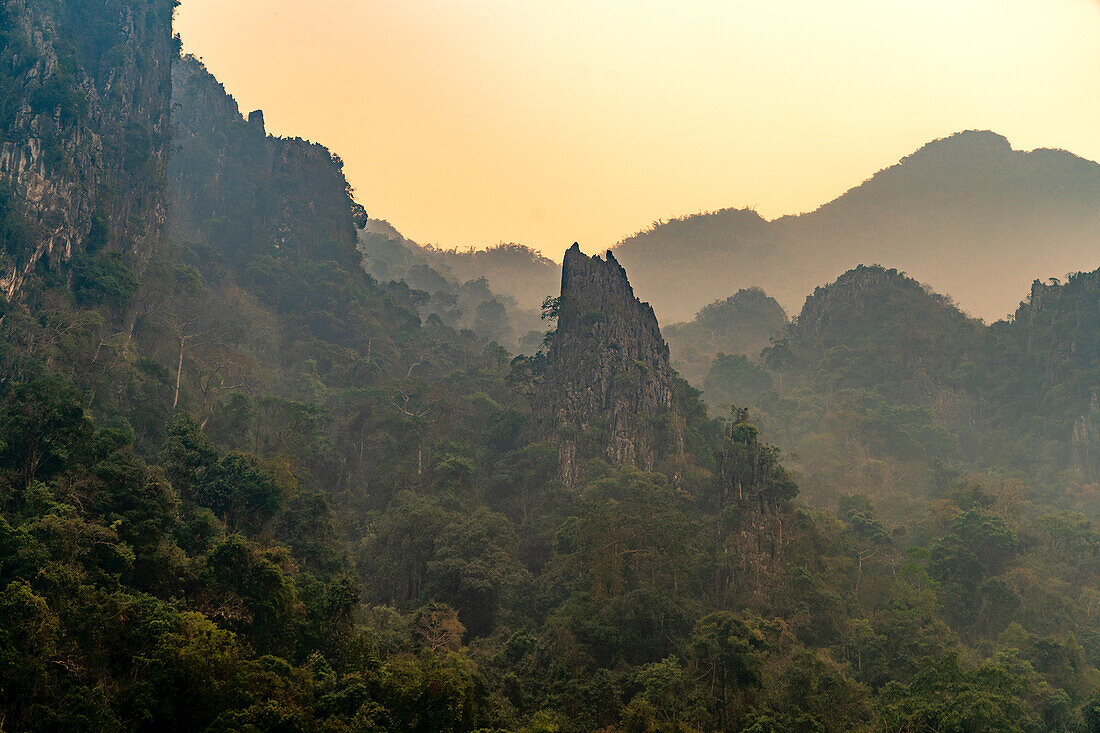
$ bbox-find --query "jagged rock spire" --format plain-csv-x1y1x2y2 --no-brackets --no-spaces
538,244,682,484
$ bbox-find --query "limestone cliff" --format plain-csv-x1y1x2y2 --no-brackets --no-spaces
1014,272,1100,481
170,56,367,273
0,0,175,296
538,244,683,483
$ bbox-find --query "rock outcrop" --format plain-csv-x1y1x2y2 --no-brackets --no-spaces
0,0,175,296
537,244,682,483
1013,272,1100,481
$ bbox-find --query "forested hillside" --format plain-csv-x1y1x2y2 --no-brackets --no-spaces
414,241,559,313
4,2,1100,731
683,265,1100,522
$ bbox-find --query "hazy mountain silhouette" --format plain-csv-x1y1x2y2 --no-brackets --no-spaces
613,131,1100,323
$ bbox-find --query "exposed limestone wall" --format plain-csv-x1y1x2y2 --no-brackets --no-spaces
0,0,174,296
539,243,682,483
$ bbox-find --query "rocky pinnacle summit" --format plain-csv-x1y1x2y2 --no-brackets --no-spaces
538,243,683,484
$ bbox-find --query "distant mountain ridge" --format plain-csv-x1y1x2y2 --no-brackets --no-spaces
612,131,1100,323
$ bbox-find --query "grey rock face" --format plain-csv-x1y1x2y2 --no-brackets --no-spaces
1071,394,1100,480
538,243,682,483
0,0,174,296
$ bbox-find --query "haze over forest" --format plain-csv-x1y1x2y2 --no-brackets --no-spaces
1,1,1100,731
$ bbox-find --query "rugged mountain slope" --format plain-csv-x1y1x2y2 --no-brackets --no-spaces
614,131,1100,323
0,0,174,296
991,272,1100,480
688,268,980,519
535,244,684,483
709,264,1100,521
7,6,1100,730
164,55,482,395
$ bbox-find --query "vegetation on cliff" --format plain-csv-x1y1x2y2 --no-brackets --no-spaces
0,0,175,296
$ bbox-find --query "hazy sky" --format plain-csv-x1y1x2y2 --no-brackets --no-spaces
175,0,1100,260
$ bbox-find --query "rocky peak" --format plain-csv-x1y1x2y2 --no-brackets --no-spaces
538,244,682,483
556,243,664,343
247,109,266,134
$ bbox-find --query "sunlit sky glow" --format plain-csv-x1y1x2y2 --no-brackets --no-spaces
175,0,1100,260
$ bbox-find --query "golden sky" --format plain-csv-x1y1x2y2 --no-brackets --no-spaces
174,0,1100,260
